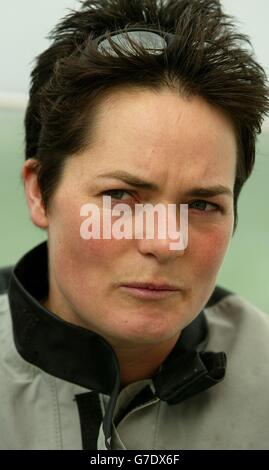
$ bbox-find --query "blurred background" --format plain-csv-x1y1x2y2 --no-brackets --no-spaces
0,0,268,312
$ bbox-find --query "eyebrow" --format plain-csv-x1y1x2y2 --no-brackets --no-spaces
97,170,233,198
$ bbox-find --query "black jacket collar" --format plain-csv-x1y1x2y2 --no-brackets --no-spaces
8,241,226,448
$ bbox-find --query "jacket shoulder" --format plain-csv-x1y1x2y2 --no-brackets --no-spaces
204,288,269,358
205,284,234,308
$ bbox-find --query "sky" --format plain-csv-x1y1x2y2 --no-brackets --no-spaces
0,0,268,94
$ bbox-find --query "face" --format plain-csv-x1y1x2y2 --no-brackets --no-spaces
24,88,236,350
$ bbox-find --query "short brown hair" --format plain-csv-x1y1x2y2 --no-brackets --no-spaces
24,0,269,233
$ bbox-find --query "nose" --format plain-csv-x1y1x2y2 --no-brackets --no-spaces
135,204,188,263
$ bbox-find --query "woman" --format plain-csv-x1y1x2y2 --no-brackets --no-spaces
1,0,269,450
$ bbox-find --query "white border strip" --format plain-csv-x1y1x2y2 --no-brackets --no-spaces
0,91,269,133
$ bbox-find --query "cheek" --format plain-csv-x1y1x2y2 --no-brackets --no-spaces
191,226,231,276
51,224,130,303
51,196,126,259
57,205,131,274
77,238,124,265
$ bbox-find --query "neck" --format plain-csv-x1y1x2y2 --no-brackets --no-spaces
40,297,181,388
112,333,181,389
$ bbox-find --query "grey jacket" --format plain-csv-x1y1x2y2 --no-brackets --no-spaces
1,241,269,450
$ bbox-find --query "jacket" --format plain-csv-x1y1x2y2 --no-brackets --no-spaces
1,241,269,450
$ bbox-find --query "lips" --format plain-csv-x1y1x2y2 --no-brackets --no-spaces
120,283,181,300
121,282,180,291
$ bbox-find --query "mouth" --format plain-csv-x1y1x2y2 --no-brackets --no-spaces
120,282,181,300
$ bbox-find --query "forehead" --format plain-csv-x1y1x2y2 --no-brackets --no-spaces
72,88,237,188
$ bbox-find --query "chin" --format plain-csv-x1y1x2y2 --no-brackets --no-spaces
109,322,180,346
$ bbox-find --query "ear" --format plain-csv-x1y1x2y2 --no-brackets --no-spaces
22,159,49,229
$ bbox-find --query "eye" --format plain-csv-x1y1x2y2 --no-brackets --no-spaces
101,189,134,201
189,200,221,212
